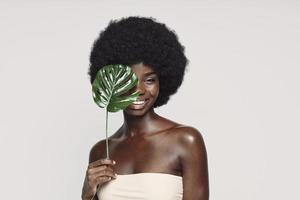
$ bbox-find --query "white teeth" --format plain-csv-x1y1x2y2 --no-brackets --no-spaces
132,100,145,105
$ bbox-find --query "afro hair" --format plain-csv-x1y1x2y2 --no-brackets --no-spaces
88,16,188,108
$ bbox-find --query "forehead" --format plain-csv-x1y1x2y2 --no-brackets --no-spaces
130,63,156,76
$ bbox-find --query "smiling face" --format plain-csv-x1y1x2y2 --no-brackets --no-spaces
123,63,160,116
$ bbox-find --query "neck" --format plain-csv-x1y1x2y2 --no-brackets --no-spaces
122,108,159,137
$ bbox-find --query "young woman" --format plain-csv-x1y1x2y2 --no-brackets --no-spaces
81,16,209,200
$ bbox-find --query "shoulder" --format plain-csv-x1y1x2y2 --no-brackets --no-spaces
88,139,107,163
172,125,205,144
172,125,209,199
88,128,122,163
158,116,204,144
171,125,207,157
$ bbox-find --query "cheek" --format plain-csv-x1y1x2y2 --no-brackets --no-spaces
149,84,159,98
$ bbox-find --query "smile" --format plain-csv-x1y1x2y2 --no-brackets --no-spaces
132,100,146,105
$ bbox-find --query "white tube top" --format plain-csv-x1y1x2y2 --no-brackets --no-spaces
97,172,183,200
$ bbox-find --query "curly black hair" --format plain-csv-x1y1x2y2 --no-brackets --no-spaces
88,16,188,108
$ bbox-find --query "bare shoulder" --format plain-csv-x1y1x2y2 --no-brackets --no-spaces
88,139,107,163
172,125,209,199
159,116,206,146
171,125,207,155
171,125,205,142
88,126,122,163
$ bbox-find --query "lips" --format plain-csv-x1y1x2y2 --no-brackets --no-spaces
132,100,145,105
130,98,148,109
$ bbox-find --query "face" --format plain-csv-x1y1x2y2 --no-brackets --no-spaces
123,63,159,116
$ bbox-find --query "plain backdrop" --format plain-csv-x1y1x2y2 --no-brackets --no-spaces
0,0,299,199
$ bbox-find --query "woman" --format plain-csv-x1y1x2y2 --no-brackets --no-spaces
81,16,209,200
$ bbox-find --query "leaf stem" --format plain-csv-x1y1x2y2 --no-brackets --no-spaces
105,108,109,159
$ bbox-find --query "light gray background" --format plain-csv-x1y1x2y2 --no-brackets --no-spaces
0,0,299,199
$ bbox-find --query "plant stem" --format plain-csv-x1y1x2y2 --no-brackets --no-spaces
105,108,109,159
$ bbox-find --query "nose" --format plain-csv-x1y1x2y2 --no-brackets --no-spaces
134,80,145,95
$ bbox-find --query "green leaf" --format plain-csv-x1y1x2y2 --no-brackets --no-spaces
92,64,140,112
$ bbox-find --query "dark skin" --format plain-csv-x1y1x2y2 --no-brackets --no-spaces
82,63,209,200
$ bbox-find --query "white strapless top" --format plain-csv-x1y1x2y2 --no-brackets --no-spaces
97,172,183,200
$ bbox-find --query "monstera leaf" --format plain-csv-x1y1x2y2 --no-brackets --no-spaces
91,64,139,160
92,64,140,112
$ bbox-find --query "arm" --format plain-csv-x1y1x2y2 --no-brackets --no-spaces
82,141,106,200
178,127,209,200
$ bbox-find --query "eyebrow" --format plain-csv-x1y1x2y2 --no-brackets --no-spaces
144,72,156,76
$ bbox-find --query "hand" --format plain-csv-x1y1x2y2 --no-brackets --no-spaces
82,158,117,200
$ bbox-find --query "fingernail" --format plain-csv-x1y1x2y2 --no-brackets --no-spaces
113,160,116,164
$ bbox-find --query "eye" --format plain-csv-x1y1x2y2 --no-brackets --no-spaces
145,78,155,84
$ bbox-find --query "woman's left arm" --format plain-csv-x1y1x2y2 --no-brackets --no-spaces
178,127,209,200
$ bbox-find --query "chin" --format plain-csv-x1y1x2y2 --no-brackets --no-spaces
124,103,155,117
124,108,149,116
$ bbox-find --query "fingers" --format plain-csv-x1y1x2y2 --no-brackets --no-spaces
92,168,117,186
87,165,107,174
86,159,117,186
82,159,117,198
96,176,113,185
94,167,117,179
87,165,116,176
88,158,116,169
86,169,116,188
